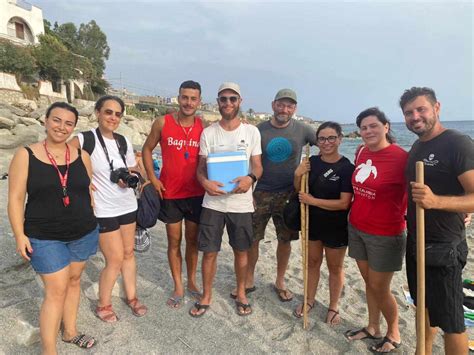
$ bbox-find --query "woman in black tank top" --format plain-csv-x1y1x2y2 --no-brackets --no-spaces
8,102,97,351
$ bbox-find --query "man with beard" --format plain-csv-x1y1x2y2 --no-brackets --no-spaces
233,89,316,304
142,80,205,309
401,87,474,355
190,82,263,317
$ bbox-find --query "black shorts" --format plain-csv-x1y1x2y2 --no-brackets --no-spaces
406,238,468,334
97,210,137,233
309,228,348,249
198,208,253,253
158,196,203,224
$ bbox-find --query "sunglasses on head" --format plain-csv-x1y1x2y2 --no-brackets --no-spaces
218,96,239,104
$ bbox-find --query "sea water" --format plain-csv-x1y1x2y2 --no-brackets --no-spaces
336,120,473,162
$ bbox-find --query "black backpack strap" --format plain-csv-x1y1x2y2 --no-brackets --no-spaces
81,131,95,155
113,133,128,167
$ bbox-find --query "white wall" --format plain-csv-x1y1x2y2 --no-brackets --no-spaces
0,0,45,44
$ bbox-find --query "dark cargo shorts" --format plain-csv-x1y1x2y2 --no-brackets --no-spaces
252,190,299,242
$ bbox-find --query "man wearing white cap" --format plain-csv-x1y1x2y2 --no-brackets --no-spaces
240,88,317,303
191,82,263,317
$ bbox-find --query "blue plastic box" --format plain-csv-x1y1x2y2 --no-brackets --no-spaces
207,151,248,193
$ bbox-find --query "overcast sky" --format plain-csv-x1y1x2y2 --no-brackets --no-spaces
34,0,472,123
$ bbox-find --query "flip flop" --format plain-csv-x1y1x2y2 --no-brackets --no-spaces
189,302,210,318
344,327,382,341
326,308,341,326
63,334,96,349
293,302,314,318
370,336,401,353
229,286,257,299
187,289,203,301
235,301,253,316
166,295,183,310
273,285,293,302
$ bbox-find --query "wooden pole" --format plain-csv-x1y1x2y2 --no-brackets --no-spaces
416,161,425,355
300,144,310,330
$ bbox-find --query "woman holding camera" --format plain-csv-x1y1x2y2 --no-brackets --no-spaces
8,102,98,352
71,95,147,322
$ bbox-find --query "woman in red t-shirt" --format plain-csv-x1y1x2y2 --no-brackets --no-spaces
344,107,407,353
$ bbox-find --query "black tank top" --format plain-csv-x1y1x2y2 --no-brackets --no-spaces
24,147,97,241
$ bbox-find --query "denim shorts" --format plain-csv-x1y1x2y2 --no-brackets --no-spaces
29,225,99,274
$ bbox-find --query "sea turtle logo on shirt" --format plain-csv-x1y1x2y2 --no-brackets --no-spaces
423,153,439,167
354,159,377,183
266,137,292,163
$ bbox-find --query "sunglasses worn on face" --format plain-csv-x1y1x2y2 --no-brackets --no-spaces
317,136,338,143
218,96,239,104
103,109,123,118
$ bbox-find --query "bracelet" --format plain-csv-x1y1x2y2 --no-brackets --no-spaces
247,173,257,183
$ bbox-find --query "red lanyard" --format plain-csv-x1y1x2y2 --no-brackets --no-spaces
43,141,70,207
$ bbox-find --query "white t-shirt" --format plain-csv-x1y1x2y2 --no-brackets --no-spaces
199,122,262,213
78,130,137,218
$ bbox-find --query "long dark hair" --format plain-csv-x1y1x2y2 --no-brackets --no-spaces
356,107,395,143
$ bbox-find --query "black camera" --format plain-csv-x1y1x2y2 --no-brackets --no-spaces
110,168,139,189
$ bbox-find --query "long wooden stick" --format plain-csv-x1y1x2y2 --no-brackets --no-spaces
416,161,425,355
300,144,310,330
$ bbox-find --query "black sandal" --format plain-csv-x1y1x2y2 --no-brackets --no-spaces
189,302,210,318
235,301,253,316
63,334,96,349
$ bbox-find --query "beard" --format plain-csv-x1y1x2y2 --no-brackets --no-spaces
219,106,240,121
274,114,291,125
406,115,437,137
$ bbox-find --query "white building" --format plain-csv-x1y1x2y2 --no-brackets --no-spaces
0,0,44,45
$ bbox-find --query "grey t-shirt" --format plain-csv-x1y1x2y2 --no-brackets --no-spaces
256,119,317,192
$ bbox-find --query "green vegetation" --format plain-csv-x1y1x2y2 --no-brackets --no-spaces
0,18,110,96
0,39,37,81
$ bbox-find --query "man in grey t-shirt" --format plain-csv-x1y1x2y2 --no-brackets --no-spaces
231,88,317,301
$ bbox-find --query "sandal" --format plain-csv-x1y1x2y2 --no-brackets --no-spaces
187,289,203,301
344,327,382,341
63,334,96,349
94,304,118,323
126,298,147,317
370,336,401,353
235,301,253,316
229,286,257,299
189,302,210,318
274,285,293,302
326,308,341,326
166,295,183,309
293,302,314,318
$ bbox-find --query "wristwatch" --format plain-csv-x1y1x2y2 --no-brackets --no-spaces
247,173,257,183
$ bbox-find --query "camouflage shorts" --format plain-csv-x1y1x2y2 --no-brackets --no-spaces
252,190,299,242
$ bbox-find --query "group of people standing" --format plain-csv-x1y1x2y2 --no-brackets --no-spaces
7,82,474,355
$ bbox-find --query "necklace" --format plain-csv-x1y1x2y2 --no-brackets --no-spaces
177,116,195,160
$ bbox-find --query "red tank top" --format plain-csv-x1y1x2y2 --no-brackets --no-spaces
160,114,205,199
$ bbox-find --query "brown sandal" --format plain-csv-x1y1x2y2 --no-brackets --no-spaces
95,304,118,323
126,298,147,317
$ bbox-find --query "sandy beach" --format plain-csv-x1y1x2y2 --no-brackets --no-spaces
0,149,473,354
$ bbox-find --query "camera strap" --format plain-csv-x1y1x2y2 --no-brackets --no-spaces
95,128,128,171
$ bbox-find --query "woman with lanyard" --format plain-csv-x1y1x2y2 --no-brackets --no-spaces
70,95,147,322
8,102,98,352
293,121,354,325
344,107,407,353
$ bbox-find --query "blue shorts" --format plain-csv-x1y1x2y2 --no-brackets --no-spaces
29,225,99,274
